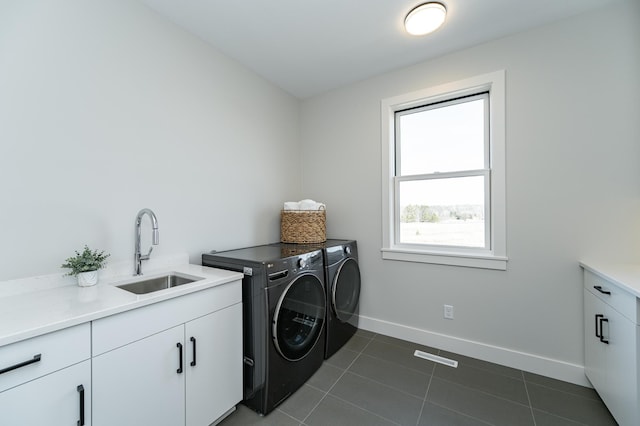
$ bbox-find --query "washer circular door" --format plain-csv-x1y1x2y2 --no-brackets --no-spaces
332,258,361,323
273,273,326,361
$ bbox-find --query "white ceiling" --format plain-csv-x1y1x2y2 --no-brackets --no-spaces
140,0,622,99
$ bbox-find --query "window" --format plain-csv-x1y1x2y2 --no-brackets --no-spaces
381,71,506,270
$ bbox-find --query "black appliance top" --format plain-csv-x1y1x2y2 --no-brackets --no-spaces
205,244,288,264
203,240,354,264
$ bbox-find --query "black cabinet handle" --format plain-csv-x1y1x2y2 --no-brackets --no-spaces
599,317,609,344
77,384,85,426
190,337,197,367
0,353,42,375
176,343,183,374
595,314,603,338
594,286,611,295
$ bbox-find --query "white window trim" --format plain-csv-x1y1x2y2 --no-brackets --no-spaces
381,70,507,270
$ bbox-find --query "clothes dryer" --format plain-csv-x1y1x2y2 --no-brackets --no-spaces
322,240,361,359
202,245,325,415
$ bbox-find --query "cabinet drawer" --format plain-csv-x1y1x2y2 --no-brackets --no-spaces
584,270,638,324
0,323,90,393
92,280,241,356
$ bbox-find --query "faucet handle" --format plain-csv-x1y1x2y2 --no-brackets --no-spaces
140,246,153,261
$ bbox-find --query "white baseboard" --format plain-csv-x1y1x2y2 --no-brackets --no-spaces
358,314,591,388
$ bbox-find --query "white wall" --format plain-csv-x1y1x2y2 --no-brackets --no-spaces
300,1,640,384
0,0,301,280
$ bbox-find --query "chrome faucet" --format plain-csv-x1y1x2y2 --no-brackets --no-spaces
134,208,159,275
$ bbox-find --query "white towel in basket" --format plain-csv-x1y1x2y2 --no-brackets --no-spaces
283,201,300,211
283,199,325,211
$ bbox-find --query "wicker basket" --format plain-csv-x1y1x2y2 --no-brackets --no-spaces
280,210,326,243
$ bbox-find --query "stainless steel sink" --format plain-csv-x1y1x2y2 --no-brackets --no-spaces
116,273,201,295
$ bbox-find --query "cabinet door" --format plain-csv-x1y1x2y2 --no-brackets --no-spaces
585,288,639,426
185,303,243,426
599,302,637,426
93,325,185,426
0,359,91,426
584,289,607,391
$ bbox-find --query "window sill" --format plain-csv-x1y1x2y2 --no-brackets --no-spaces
381,248,507,270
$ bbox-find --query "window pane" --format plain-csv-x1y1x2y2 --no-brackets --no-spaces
398,176,485,247
398,97,485,176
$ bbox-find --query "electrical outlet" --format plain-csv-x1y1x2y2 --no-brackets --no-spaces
444,304,454,319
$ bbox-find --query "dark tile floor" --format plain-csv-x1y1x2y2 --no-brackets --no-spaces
218,330,617,426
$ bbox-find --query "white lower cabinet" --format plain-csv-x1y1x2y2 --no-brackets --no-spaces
0,359,91,426
583,289,607,392
92,282,243,426
583,268,640,426
186,303,242,426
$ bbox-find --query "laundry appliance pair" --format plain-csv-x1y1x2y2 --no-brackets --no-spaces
201,239,360,415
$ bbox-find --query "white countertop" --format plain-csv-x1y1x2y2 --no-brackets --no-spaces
0,260,243,347
580,261,640,299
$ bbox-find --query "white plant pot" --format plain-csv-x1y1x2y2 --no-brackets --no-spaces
77,270,99,287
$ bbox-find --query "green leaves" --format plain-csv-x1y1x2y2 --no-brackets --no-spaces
61,245,110,276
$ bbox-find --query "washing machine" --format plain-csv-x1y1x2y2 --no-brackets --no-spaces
202,245,326,415
322,240,361,359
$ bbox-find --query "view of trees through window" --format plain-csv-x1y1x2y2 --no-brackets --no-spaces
400,203,483,223
399,203,485,247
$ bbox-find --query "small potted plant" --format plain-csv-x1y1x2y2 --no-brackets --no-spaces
61,245,110,287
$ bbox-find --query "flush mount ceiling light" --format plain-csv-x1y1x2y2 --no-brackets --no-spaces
404,2,447,36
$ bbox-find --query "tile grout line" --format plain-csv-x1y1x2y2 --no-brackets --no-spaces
431,374,533,408
528,408,592,426
522,376,597,426
414,349,499,426
320,393,403,426
423,350,519,426
524,380,601,402
522,370,538,426
274,408,309,425
299,334,377,425
414,349,437,426
344,369,430,400
425,400,496,426
356,336,437,398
